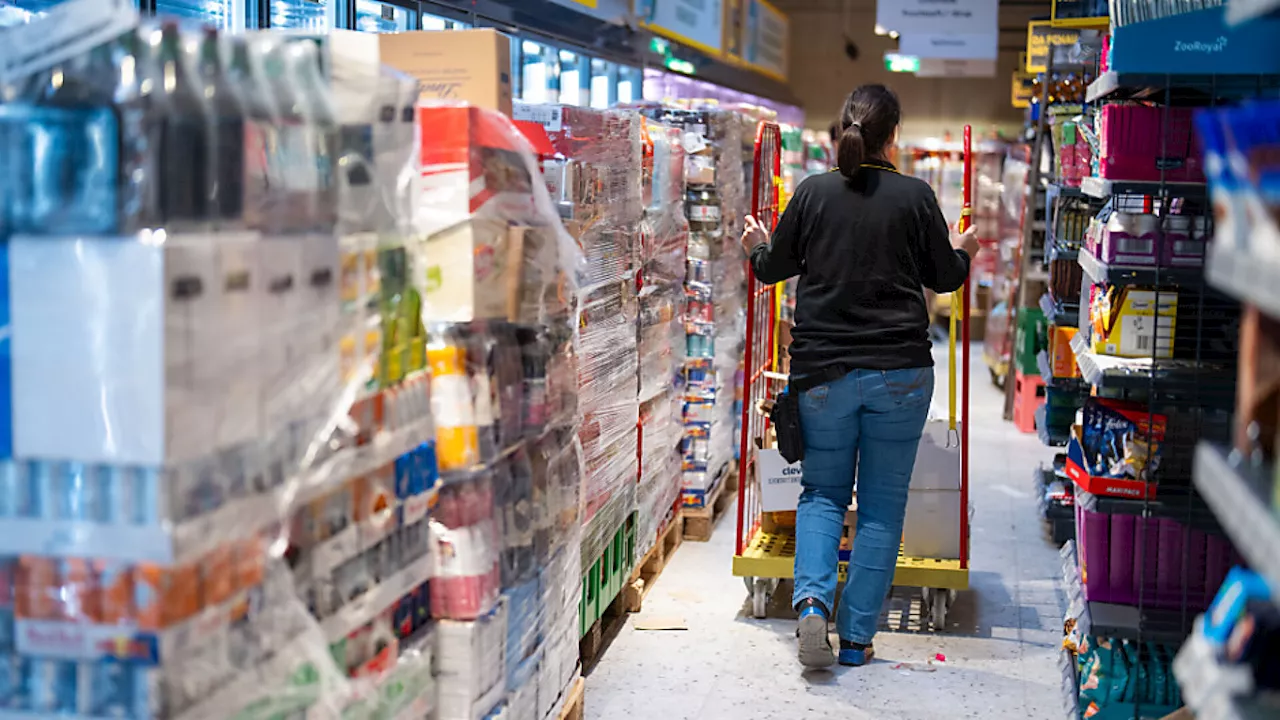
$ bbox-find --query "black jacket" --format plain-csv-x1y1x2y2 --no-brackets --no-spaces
750,160,970,383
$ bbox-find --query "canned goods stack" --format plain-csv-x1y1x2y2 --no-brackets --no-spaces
640,107,749,510
0,8,586,719
634,122,689,557
513,102,644,574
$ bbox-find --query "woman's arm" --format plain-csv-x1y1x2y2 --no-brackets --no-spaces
745,187,805,285
916,191,972,293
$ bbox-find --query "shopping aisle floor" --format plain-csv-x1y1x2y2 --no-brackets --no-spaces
585,349,1066,719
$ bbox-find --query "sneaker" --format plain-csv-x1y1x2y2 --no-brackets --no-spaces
795,599,834,668
838,640,875,667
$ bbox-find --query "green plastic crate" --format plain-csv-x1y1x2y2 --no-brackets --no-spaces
579,513,638,638
1016,308,1048,376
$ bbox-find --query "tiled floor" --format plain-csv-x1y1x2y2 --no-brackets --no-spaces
585,348,1066,719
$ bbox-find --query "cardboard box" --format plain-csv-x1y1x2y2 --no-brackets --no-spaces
417,219,527,323
758,448,803,512
379,29,514,116
1090,286,1176,359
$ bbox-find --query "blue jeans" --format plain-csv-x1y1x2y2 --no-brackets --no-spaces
791,367,933,645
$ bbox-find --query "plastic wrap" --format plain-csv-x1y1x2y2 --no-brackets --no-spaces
638,108,747,506
513,103,642,570
635,122,688,554
0,10,584,719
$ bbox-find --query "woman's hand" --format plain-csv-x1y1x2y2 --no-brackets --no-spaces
954,223,980,258
742,214,768,255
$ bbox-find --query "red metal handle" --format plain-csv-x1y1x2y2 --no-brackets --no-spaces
959,125,971,569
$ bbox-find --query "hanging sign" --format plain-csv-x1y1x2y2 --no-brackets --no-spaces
1025,21,1081,72
723,0,746,62
915,58,997,77
549,0,630,22
744,0,788,80
636,0,726,55
898,32,997,60
875,0,998,36
1011,68,1036,107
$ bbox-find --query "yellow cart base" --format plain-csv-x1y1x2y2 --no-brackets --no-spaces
732,528,969,625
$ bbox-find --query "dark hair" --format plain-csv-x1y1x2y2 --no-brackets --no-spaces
836,84,902,180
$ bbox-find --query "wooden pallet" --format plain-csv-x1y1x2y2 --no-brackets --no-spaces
579,585,629,674
683,468,738,542
555,675,585,720
624,512,684,613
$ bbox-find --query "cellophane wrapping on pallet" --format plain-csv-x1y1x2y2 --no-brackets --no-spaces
635,122,689,556
0,9,584,718
639,107,748,508
512,103,643,571
413,99,584,720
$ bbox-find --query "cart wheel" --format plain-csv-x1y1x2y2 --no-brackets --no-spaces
988,367,1004,389
743,576,757,597
925,588,953,631
752,578,771,619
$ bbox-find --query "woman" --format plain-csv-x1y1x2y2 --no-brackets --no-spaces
742,84,979,669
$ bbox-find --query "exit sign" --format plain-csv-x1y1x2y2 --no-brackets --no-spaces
884,53,920,73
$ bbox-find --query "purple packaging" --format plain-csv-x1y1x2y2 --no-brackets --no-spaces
1133,518,1162,606
1155,519,1186,608
1186,528,1208,606
1080,506,1111,600
1108,514,1137,605
1204,536,1231,606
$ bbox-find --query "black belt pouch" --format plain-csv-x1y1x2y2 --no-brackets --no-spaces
771,387,804,464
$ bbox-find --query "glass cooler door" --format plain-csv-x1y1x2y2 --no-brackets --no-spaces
271,0,327,30
355,0,415,32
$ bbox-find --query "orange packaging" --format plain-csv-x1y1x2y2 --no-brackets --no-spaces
134,563,201,629
15,557,59,619
1051,327,1080,378
93,560,134,624
350,393,385,446
234,537,265,591
356,466,395,524
201,549,235,607
59,559,100,622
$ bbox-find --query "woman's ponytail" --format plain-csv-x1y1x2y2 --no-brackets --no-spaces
837,122,865,180
834,84,902,184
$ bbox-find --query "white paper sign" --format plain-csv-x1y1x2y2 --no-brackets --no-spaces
875,0,998,36
916,58,999,78
899,32,998,60
758,448,804,512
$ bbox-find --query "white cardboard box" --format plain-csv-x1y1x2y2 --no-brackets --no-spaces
758,448,803,512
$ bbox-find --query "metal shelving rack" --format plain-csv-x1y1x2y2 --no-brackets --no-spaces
1055,64,1267,720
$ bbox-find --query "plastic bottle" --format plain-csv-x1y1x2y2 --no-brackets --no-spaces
151,21,213,229
225,35,278,231
192,27,245,228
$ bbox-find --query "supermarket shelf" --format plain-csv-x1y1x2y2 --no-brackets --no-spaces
1194,443,1280,604
1038,350,1085,392
1078,249,1204,286
1046,180,1087,199
1074,483,1223,535
1047,242,1080,265
1206,231,1280,318
1086,71,1280,104
1080,175,1207,200
1036,403,1071,448
1039,293,1079,327
1061,540,1196,644
1070,332,1235,394
1059,645,1080,720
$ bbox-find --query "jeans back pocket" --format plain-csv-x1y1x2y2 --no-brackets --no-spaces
880,367,932,408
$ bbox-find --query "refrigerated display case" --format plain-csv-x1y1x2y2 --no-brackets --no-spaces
154,0,238,26
519,39,559,104
558,48,586,106
356,0,414,32
421,11,468,29
270,0,326,29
